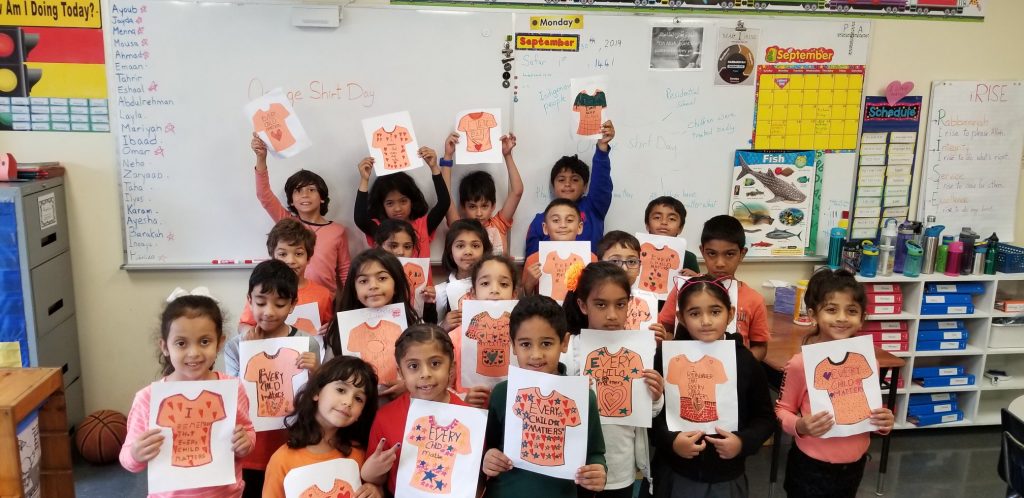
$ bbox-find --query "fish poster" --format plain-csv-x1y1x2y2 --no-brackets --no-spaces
283,458,362,498
148,379,238,493
396,399,487,498
361,111,423,176
578,329,656,427
399,257,431,316
245,88,312,158
337,303,409,386
503,366,590,480
673,276,739,334
662,340,738,433
239,337,311,431
731,150,817,257
570,76,610,138
634,233,688,300
801,335,882,438
454,108,504,165
460,299,518,390
538,241,592,303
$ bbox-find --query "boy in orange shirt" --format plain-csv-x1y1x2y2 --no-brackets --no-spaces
521,199,596,296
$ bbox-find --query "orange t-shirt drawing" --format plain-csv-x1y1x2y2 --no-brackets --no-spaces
405,415,473,493
346,320,404,384
458,112,498,152
465,311,512,377
667,354,728,423
814,352,873,425
542,252,585,302
155,390,227,467
583,347,645,418
372,126,413,171
403,262,427,301
243,348,304,418
512,387,581,467
300,479,355,498
638,242,681,295
573,90,607,136
253,103,297,152
624,296,652,330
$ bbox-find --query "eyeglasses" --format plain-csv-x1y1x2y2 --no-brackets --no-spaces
606,258,641,269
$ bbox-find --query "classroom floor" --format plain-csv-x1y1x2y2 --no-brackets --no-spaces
72,426,1007,497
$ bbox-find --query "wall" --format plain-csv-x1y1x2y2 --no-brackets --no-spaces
0,0,1022,414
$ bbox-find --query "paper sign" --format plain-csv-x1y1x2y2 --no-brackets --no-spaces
454,108,503,165
17,412,40,498
634,233,688,300
362,111,423,176
538,241,592,303
445,277,473,312
578,329,656,427
503,366,590,479
400,257,431,316
460,300,518,390
651,26,704,70
396,399,487,498
626,291,659,331
801,335,882,438
662,340,738,433
245,88,311,158
148,379,239,493
673,276,739,333
37,192,56,230
239,337,311,431
285,303,321,336
570,76,610,138
283,458,362,498
336,304,409,386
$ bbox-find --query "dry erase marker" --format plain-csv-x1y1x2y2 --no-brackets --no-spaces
211,259,236,264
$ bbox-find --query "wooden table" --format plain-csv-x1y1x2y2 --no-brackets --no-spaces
0,368,74,498
763,311,905,497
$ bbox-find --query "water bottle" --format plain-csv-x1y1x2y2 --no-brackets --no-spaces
841,240,861,273
827,218,848,270
903,240,923,278
946,241,964,277
878,219,898,276
894,220,915,274
985,233,999,275
860,242,879,278
959,227,979,275
921,224,944,275
935,235,954,273
972,245,986,275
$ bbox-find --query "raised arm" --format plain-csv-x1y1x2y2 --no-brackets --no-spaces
421,147,452,235
353,157,377,237
251,133,290,221
497,133,524,224
441,132,461,226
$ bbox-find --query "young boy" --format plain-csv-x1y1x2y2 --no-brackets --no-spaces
657,215,771,361
441,132,524,256
644,196,700,275
524,121,615,256
481,295,606,497
237,218,333,337
596,230,670,341
521,199,597,295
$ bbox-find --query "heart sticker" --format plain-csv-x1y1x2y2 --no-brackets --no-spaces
885,80,914,105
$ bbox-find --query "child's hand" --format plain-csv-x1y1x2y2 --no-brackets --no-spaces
380,382,407,399
649,322,671,343
796,410,834,437
317,322,330,337
642,369,665,401
419,146,438,169
597,120,615,150
297,351,319,371
242,328,263,341
522,262,542,292
354,483,384,498
420,285,437,305
870,407,895,434
705,427,742,460
358,157,374,181
575,464,606,491
465,386,492,408
444,309,462,332
362,438,401,482
251,132,267,161
130,428,164,463
231,424,253,457
672,431,705,459
482,448,513,477
679,268,699,277
444,132,459,160
501,133,517,157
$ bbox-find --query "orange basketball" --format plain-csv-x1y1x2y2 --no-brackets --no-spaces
74,410,127,464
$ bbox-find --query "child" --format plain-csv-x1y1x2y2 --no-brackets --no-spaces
522,199,597,296
524,120,615,256
120,294,256,497
353,147,451,258
374,219,438,324
237,219,333,337
596,231,671,341
251,134,350,293
657,215,770,361
481,295,606,497
361,324,470,495
775,269,894,498
644,196,700,275
436,219,493,331
650,276,776,497
441,132,524,256
562,261,666,498
263,356,383,498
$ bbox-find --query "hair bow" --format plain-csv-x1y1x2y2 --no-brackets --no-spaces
166,286,218,303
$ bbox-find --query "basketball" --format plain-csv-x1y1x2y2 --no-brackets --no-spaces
74,410,127,464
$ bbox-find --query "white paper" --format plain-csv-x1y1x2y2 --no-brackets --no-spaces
578,329,656,427
570,76,610,139
634,233,688,300
445,277,473,312
238,337,311,431
37,192,56,231
395,399,488,498
286,302,321,336
244,88,311,158
283,458,362,498
538,241,592,303
454,108,503,165
361,111,423,176
336,304,409,386
661,340,738,433
399,257,431,317
801,335,883,438
627,291,659,331
148,379,239,493
460,300,518,390
673,276,739,333
503,366,590,479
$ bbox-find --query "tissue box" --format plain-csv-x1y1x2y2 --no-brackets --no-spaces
909,392,956,405
914,374,975,387
926,282,985,295
909,411,964,427
919,320,964,330
907,401,958,417
920,303,974,315
918,329,968,341
916,340,968,351
913,366,965,377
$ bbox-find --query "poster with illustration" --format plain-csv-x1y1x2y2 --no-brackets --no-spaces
538,241,592,303
147,379,238,493
634,233,688,300
626,291,659,331
444,277,473,312
651,26,704,70
17,412,40,498
673,276,739,333
239,337,311,431
244,88,311,158
337,303,409,386
396,399,487,498
578,329,656,427
286,303,321,336
662,340,738,433
503,366,590,479
361,111,423,176
283,457,362,498
454,108,503,165
714,26,759,86
802,335,882,438
460,299,518,390
731,150,818,257
570,76,610,139
400,257,431,316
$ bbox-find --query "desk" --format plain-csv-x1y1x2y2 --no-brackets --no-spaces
0,368,74,498
764,311,905,497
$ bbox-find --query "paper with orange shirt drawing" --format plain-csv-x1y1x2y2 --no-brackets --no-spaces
802,335,882,438
662,340,738,432
460,299,518,390
578,329,656,427
239,336,311,431
625,291,659,331
395,399,487,498
635,233,688,300
337,303,409,386
400,257,431,317
283,458,362,498
454,108,503,165
362,111,423,176
538,241,592,303
570,76,610,139
245,88,311,158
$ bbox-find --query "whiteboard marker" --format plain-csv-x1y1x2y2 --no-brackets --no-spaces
211,259,236,264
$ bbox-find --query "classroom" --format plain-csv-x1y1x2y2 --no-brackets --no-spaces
1,0,1024,496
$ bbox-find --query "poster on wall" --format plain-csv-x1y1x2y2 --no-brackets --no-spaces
730,150,818,257
714,25,758,86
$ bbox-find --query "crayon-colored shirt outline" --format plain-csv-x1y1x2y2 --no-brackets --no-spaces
299,478,355,498
155,390,227,467
624,296,652,330
573,90,607,136
583,347,645,417
666,354,727,423
347,320,404,384
638,242,681,295
457,112,498,152
243,348,304,418
512,387,581,467
813,352,873,425
405,415,472,493
372,126,413,170
465,311,512,377
253,103,297,152
542,252,585,302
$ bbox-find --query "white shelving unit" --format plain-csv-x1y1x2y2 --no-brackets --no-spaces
855,272,1024,430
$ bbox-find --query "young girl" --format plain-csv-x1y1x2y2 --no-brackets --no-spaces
435,219,492,331
374,219,438,324
562,262,666,498
263,356,383,498
361,324,470,496
120,295,256,497
353,147,451,258
775,269,894,498
251,134,350,294
650,275,776,498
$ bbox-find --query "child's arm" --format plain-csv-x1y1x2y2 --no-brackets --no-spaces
585,121,615,219
119,390,162,472
657,286,678,334
336,232,351,290
262,450,289,498
524,215,544,258
724,350,777,459
482,384,513,477
421,147,452,236
361,436,401,485
441,132,461,226
775,355,833,438
749,342,767,362
644,369,666,416
232,379,256,458
747,293,771,362
297,337,320,371
251,133,291,221
495,133,524,225
353,157,378,237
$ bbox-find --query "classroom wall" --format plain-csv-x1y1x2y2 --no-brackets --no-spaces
1,0,1022,414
